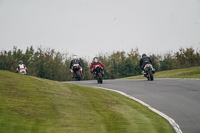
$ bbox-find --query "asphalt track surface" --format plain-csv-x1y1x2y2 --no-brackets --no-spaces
65,78,200,133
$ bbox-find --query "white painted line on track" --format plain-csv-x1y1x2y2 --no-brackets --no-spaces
88,85,183,133
157,78,200,81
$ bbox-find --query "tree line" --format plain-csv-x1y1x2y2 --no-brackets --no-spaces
0,46,200,81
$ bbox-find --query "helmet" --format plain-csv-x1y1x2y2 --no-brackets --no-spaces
73,55,78,60
93,57,98,62
19,60,23,64
142,54,147,57
93,57,98,60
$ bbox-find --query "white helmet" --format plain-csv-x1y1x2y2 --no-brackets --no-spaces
73,55,78,60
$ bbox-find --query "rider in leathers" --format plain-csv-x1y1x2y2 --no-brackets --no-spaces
16,60,27,73
140,54,153,74
70,55,82,77
90,57,104,77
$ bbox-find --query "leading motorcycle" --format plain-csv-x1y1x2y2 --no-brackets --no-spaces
143,64,155,81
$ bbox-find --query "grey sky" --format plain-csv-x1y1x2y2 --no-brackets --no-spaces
0,0,200,59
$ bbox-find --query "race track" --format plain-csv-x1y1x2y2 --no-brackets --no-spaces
64,78,200,133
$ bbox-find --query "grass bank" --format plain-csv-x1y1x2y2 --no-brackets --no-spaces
0,70,175,133
125,66,200,79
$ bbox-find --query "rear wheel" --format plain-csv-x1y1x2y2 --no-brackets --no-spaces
146,71,149,81
147,75,150,81
149,70,154,81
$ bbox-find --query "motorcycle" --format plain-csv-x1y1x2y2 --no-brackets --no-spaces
17,64,27,75
93,65,103,84
143,64,155,81
72,64,82,81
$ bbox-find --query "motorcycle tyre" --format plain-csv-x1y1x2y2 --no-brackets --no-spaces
145,71,150,81
147,71,151,81
97,73,103,84
148,70,153,81
147,75,150,81
149,70,154,81
76,71,81,81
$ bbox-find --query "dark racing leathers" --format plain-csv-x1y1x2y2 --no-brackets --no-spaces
140,56,152,71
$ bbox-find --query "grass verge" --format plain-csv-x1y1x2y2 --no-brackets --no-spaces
125,66,200,79
0,70,175,133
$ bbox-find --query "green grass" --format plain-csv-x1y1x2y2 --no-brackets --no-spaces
125,66,200,79
0,70,175,133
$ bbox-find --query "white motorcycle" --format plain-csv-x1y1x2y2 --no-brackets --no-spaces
71,64,82,81
143,64,155,81
17,64,27,75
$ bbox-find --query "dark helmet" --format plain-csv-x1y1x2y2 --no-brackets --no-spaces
93,57,98,62
142,54,147,57
19,60,23,64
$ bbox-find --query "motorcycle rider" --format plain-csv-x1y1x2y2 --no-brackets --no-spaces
140,54,154,75
16,60,27,73
90,57,104,77
70,55,82,77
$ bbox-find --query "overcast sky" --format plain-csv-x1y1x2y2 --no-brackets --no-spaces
0,0,200,59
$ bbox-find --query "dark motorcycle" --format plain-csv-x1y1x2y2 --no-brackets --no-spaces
93,65,103,84
144,64,155,81
72,64,82,81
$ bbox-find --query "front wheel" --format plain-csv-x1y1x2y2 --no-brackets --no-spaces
97,73,103,84
75,71,81,81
